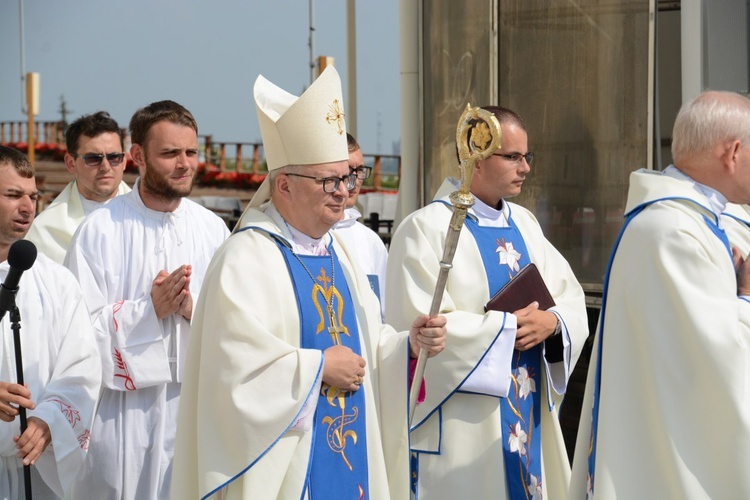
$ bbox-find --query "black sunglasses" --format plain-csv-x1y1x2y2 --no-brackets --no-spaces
73,152,126,167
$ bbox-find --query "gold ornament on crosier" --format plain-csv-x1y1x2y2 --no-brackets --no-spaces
451,104,503,209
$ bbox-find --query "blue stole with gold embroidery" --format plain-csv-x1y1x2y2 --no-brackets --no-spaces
464,215,543,499
276,241,370,499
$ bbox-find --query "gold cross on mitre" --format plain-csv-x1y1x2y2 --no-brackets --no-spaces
326,99,346,135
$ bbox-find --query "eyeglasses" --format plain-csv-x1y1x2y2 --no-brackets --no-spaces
285,172,358,193
493,152,534,165
73,152,126,167
349,165,372,180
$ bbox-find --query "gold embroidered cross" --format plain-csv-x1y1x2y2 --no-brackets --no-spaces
317,269,332,289
326,99,346,135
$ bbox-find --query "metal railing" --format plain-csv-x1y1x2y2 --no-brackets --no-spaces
199,135,401,191
0,124,401,191
0,121,64,145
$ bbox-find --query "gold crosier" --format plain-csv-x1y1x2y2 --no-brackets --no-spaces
408,105,502,424
296,258,360,472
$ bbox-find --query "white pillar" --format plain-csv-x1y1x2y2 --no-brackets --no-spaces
396,0,421,226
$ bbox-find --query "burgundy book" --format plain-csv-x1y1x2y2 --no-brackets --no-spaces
484,263,555,313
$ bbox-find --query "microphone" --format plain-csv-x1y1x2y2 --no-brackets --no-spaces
0,240,37,322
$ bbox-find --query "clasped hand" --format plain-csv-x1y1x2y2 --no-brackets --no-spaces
322,345,366,392
151,264,193,320
733,247,750,296
513,301,558,351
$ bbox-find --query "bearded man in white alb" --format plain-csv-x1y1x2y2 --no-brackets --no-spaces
0,145,100,500
26,111,130,264
65,101,229,499
570,91,750,498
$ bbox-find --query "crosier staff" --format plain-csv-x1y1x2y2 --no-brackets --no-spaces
408,104,502,425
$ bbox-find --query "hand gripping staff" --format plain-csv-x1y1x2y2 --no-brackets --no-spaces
408,104,502,425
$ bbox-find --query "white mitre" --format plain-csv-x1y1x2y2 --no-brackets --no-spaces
247,66,349,210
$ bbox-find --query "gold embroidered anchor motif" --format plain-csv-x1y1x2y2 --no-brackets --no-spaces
308,266,360,471
310,268,349,343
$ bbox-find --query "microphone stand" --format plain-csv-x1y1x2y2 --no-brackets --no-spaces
10,305,32,500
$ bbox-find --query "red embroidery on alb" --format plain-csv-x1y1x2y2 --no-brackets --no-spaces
78,429,91,450
113,347,137,390
113,300,125,332
48,398,81,427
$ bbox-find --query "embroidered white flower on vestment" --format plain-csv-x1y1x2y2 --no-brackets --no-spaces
508,422,528,455
528,474,543,500
517,365,537,400
496,240,522,272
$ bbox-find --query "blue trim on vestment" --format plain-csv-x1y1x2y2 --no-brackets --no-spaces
722,212,750,229
201,357,325,500
201,225,323,500
410,200,510,433
588,195,732,493
410,407,443,456
409,314,507,433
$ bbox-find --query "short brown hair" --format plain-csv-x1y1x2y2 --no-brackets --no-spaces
66,111,124,153
0,145,33,178
129,100,198,147
346,133,360,153
481,105,526,131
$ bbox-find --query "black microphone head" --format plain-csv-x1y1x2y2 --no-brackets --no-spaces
8,240,37,271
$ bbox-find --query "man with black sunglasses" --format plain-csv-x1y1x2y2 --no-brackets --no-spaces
332,133,389,317
386,105,588,500
26,111,131,264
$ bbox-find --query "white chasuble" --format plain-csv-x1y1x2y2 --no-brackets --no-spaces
385,178,588,500
570,169,750,499
171,203,413,499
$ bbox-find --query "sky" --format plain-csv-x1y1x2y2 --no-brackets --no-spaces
0,0,402,155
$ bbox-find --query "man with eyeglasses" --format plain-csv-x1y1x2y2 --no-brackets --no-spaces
171,66,446,499
332,133,389,317
386,105,588,499
25,111,131,264
64,100,229,499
